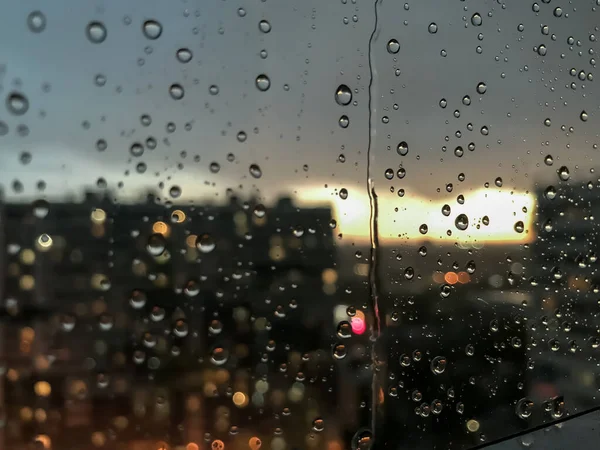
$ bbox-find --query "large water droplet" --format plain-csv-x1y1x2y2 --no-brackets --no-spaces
6,92,29,116
249,164,262,179
335,84,352,106
169,84,185,100
515,398,534,419
339,188,349,200
176,48,193,63
196,234,216,253
258,20,271,33
471,13,482,26
455,214,469,231
580,110,589,122
146,233,166,256
142,20,163,39
351,429,373,450
255,74,271,91
557,165,570,181
27,11,46,33
397,141,409,156
430,355,447,374
476,82,487,94
86,21,107,43
386,39,400,53
428,23,438,34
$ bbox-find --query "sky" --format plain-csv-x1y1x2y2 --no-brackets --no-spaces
0,0,598,245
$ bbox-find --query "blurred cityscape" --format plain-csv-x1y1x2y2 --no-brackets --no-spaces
1,181,600,450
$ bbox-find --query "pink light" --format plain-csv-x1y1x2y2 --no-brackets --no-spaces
351,317,366,335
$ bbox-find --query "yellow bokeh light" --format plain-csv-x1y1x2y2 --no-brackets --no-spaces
233,391,248,408
34,381,51,397
153,221,170,237
90,208,107,224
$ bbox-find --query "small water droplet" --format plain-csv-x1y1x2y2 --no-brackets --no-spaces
339,188,348,200
515,398,534,419
580,110,589,122
476,82,487,94
428,22,438,34
471,13,482,26
514,221,524,233
339,115,350,128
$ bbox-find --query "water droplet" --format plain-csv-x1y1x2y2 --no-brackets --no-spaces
495,177,503,187
129,290,147,309
210,162,220,173
258,20,271,33
471,13,482,26
430,355,447,374
419,224,428,235
86,21,107,44
442,204,451,216
335,84,352,106
312,418,325,432
537,44,547,56
557,165,570,181
462,95,471,106
6,92,29,116
397,141,409,156
455,214,469,231
553,6,563,17
428,23,438,34
454,146,464,157
545,185,557,200
514,221,524,233
515,398,534,419
337,321,352,339
209,85,220,95
249,164,262,179
384,168,394,180
142,20,163,39
339,115,350,128
146,233,166,256
476,82,487,94
169,84,185,100
332,343,347,360
544,154,554,166
256,74,271,91
27,11,46,33
580,110,589,122
176,48,193,63
253,204,266,218
130,142,144,157
351,429,373,450
544,118,552,127
387,39,400,54
237,131,247,142
169,185,182,198
339,188,348,200
211,347,229,366
439,98,447,108
196,234,216,253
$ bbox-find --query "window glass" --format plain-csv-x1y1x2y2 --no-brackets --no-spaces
1,1,599,449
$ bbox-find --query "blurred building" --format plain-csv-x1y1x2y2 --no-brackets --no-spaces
0,192,369,450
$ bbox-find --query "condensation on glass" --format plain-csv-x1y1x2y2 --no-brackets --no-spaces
0,1,599,449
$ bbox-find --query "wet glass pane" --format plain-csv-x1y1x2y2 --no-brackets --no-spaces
1,1,600,450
